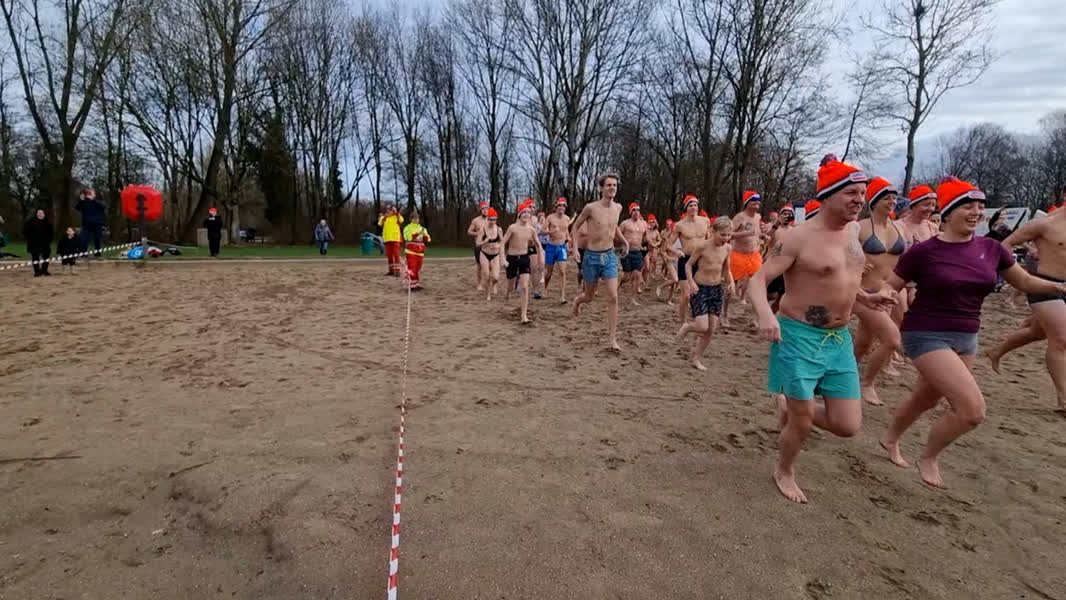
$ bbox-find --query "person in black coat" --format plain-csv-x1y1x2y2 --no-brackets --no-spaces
23,208,54,276
75,188,106,256
203,207,224,257
56,226,82,274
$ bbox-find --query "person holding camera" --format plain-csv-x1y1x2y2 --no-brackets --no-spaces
75,188,106,257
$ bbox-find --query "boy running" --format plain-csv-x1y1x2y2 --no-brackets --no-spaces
677,217,735,371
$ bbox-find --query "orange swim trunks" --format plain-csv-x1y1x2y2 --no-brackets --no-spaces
730,250,763,280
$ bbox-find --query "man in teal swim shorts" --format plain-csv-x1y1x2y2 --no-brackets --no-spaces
748,153,897,504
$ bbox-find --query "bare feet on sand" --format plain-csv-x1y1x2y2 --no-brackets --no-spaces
882,362,901,377
984,349,1001,374
692,359,707,371
917,457,946,488
609,341,622,352
773,469,808,504
879,438,910,468
571,297,583,317
861,384,883,406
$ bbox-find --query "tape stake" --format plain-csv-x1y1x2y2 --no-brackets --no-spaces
387,280,413,600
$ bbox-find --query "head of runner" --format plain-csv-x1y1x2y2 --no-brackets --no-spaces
629,203,641,220
487,208,498,222
479,201,489,217
815,154,867,224
712,216,733,243
866,177,898,219
598,174,619,202
936,177,986,236
555,197,567,214
742,190,761,215
684,195,699,218
907,185,937,221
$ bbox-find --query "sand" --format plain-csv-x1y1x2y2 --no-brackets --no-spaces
1,260,1064,600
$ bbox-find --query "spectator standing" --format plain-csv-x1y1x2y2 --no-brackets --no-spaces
56,227,81,274
314,219,334,255
23,209,54,277
75,188,106,256
203,207,224,257
378,204,404,275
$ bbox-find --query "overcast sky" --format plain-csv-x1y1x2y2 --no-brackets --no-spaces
853,0,1066,176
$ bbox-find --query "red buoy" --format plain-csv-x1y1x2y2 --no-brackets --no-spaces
121,185,164,222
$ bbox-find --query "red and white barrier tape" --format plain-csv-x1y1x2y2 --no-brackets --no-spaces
0,242,136,271
387,277,413,600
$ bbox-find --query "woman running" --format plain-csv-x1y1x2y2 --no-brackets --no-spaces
879,178,1066,488
853,178,907,406
476,208,503,300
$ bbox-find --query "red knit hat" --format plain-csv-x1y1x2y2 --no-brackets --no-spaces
628,202,640,213
936,177,985,217
518,199,534,215
699,210,709,217
743,190,761,206
804,200,821,219
487,208,498,218
866,177,897,207
908,185,936,208
555,197,567,207
647,214,657,223
478,201,488,209
683,195,699,209
208,207,218,215
816,154,867,199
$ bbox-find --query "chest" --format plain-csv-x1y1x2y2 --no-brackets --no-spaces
587,206,620,231
797,236,864,275
678,221,707,240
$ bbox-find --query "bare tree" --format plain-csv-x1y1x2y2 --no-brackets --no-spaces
937,122,1021,205
839,55,895,163
0,0,133,226
865,0,1000,194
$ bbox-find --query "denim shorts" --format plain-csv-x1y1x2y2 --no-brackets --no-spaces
901,330,979,360
581,249,618,283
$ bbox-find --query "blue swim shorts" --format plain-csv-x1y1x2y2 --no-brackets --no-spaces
767,316,860,401
581,249,619,283
545,242,568,266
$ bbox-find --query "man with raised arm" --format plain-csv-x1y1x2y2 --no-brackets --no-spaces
748,154,896,504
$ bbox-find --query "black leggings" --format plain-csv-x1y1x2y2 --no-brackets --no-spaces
30,249,51,275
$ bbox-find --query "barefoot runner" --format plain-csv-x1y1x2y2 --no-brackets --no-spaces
764,205,797,313
678,217,735,371
571,174,630,351
852,177,907,406
725,191,764,327
879,178,1066,488
619,203,649,306
475,208,504,300
543,198,573,304
643,215,662,284
748,154,897,504
502,201,544,324
991,205,1066,410
468,202,490,290
656,219,682,304
667,196,711,322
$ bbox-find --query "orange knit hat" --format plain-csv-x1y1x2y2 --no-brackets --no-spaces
907,185,936,208
629,202,640,213
647,214,657,223
683,195,699,209
487,208,498,218
816,154,867,200
743,190,761,206
866,177,897,208
804,199,821,218
518,199,534,215
936,177,985,217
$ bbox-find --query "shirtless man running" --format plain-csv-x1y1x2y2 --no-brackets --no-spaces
571,173,630,351
990,207,1066,410
619,203,649,306
725,190,764,328
748,154,896,504
467,201,490,290
678,217,735,371
643,215,662,284
502,201,544,324
543,198,573,304
667,196,712,322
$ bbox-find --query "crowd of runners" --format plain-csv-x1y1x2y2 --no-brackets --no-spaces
456,156,1066,504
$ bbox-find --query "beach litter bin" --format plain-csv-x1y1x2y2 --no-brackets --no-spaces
360,232,376,255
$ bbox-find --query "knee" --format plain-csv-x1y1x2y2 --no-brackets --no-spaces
1046,334,1066,352
606,290,619,302
884,331,902,350
956,402,986,428
833,417,861,438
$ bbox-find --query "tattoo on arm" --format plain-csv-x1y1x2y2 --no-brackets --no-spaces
805,305,831,327
770,243,783,257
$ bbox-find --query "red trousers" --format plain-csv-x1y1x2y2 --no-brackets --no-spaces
405,253,424,288
385,241,402,273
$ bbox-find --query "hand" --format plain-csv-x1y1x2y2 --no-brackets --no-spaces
757,313,781,342
859,290,898,312
687,280,698,296
1056,282,1066,295
727,281,736,297
863,262,875,275
622,242,630,256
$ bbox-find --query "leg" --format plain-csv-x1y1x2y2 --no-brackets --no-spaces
852,310,875,362
31,251,42,276
880,373,941,468
519,273,531,322
857,307,902,406
776,398,815,504
605,276,621,351
986,315,1045,374
893,351,983,488
1031,301,1066,410
92,226,103,254
557,262,568,304
690,316,717,371
480,255,493,299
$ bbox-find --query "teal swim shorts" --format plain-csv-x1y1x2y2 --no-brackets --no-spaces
767,316,860,401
